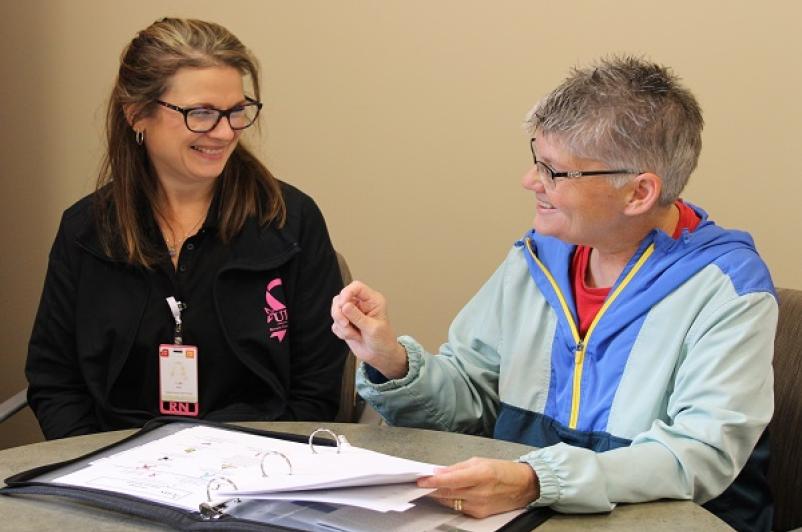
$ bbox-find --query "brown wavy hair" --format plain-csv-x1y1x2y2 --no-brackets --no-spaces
95,17,286,266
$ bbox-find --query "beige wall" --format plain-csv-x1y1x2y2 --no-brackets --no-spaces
1,0,800,449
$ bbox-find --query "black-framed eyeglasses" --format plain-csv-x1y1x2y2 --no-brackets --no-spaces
156,97,262,133
529,138,640,187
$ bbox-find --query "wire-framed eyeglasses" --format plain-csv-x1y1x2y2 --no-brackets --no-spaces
529,138,641,187
156,97,263,133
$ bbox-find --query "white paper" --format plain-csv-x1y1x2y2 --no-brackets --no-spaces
53,425,437,512
241,483,434,512
316,497,525,532
212,431,439,495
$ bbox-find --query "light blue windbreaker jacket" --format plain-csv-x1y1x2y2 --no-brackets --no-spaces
357,205,777,531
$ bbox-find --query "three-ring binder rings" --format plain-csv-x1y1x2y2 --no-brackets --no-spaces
0,419,552,531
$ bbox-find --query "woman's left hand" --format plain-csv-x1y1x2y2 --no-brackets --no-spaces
416,457,540,518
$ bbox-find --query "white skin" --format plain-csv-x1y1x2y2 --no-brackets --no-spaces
331,132,680,517
131,65,246,266
526,134,679,287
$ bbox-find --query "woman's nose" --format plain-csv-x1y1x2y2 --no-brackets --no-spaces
521,166,544,191
206,117,237,140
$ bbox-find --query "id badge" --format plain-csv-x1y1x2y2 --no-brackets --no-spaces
158,344,199,416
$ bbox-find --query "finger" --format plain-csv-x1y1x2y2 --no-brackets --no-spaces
430,494,470,514
427,486,466,500
331,321,362,342
343,281,386,315
331,294,342,319
431,495,456,508
434,459,476,474
332,288,374,327
341,301,374,331
331,295,351,328
331,284,363,317
417,464,482,490
417,459,475,487
339,280,374,303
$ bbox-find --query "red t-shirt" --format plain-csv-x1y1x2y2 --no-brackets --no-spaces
571,201,701,336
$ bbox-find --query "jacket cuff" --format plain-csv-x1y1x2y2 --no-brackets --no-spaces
518,449,561,506
358,336,423,392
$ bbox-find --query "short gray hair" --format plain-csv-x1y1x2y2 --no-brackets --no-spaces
525,56,703,205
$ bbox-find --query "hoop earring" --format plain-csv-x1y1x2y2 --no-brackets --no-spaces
135,130,144,145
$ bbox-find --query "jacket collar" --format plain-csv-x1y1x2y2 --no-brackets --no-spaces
76,192,298,270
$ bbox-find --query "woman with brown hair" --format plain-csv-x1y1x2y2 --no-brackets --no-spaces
25,18,347,439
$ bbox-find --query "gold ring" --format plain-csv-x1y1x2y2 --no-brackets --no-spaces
452,498,464,512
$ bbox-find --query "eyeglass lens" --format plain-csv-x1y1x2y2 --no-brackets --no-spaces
530,139,553,186
186,105,259,132
535,162,556,187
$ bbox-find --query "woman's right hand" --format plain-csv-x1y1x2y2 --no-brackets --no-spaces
331,281,409,379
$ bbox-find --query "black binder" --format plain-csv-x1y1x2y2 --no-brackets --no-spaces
0,418,552,531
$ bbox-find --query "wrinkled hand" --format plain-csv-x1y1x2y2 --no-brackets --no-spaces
417,457,539,518
331,281,409,379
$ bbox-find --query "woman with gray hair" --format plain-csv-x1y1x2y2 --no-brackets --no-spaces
332,56,775,531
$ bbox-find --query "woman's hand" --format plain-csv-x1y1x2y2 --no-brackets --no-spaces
331,281,409,379
417,458,540,518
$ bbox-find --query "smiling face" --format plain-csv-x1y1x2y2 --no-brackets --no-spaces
135,65,246,191
522,134,633,248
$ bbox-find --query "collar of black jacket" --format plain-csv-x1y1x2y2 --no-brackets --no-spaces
74,189,299,271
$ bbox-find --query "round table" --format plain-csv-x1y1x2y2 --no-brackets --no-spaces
0,421,731,531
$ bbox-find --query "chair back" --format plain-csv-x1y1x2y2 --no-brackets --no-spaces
0,388,27,425
334,251,361,422
768,287,802,531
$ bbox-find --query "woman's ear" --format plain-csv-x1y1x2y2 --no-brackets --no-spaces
624,172,662,216
123,104,145,129
123,104,135,127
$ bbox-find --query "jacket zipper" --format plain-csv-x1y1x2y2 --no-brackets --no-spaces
525,238,655,429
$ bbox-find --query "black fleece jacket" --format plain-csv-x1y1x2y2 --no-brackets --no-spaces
26,182,347,439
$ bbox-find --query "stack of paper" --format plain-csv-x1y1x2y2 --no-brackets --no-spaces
53,425,438,512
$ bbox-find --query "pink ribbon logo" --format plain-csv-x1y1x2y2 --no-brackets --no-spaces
264,278,288,342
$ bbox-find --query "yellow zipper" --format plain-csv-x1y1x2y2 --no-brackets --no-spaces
524,238,654,429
